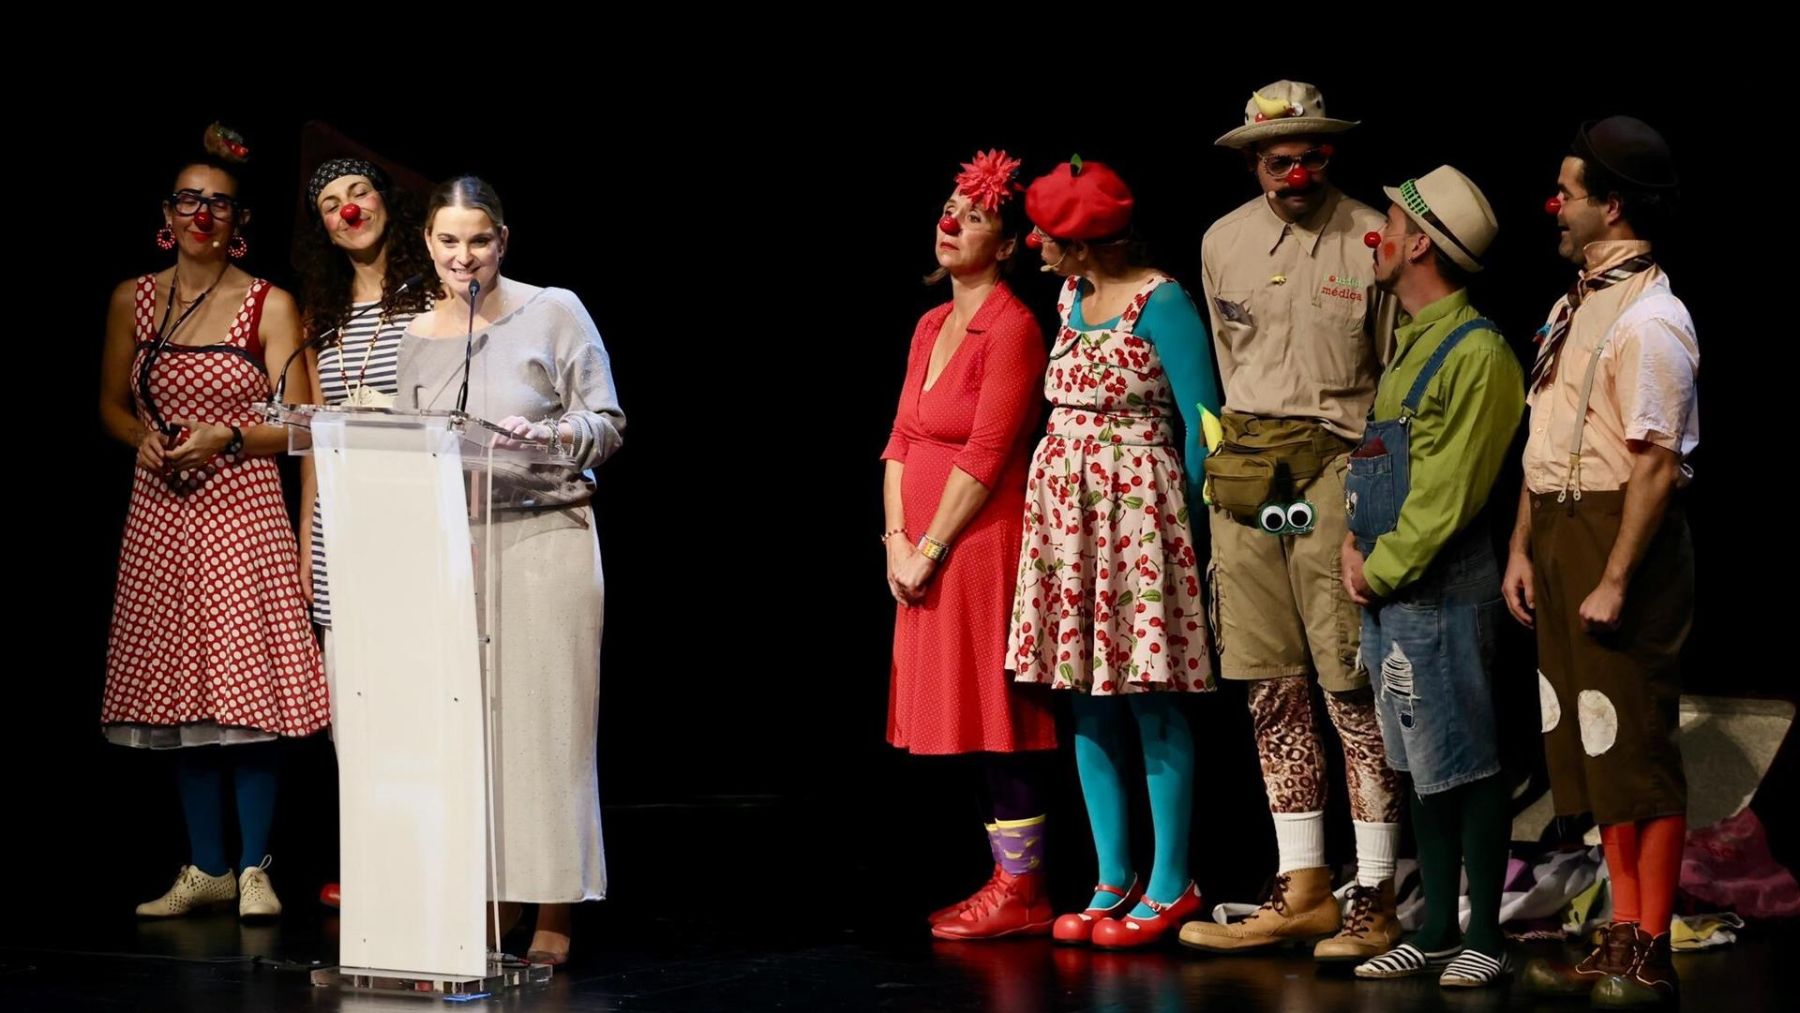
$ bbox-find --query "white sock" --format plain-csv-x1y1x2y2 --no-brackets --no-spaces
1272,811,1327,873
1355,820,1400,887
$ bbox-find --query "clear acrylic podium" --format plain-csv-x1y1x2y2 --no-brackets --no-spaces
261,403,567,997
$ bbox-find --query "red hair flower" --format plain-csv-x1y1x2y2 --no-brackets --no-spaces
955,149,1023,213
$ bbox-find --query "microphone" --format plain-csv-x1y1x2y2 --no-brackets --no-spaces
272,273,424,403
454,278,480,415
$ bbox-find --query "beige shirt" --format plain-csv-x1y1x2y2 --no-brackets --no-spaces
1201,188,1397,440
1524,240,1699,494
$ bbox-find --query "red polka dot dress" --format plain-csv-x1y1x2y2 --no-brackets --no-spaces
881,283,1057,755
102,275,328,746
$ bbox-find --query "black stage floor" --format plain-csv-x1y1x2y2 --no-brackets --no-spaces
4,803,1793,1012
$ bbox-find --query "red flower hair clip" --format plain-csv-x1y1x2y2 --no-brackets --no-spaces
955,149,1024,213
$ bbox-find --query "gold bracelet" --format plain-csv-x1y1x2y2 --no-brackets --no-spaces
916,534,950,562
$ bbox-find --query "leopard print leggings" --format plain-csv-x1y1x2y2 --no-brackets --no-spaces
1248,676,1399,822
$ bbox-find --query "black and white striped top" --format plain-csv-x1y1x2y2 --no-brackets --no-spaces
310,300,419,627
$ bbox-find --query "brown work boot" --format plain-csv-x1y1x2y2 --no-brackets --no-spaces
1178,867,1339,953
1314,881,1401,962
1520,921,1637,996
1593,926,1678,1007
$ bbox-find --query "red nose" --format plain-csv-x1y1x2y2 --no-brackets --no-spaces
937,215,961,236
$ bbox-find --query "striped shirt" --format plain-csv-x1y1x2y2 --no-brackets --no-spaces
310,300,419,627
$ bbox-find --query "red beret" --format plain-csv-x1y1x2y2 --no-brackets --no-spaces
1025,157,1134,240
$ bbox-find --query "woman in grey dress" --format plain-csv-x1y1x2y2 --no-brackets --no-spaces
399,176,624,965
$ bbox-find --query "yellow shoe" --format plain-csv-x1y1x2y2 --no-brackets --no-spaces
238,857,282,920
135,865,237,918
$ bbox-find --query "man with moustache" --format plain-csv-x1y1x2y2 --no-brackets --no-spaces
1181,80,1404,963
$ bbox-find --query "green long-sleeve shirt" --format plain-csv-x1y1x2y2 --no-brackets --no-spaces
1362,289,1524,597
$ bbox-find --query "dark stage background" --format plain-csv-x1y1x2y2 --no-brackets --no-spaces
7,66,1786,938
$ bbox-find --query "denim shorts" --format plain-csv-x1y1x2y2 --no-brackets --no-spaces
1359,534,1503,795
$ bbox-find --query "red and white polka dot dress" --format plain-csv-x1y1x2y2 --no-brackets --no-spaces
881,283,1058,755
101,276,328,741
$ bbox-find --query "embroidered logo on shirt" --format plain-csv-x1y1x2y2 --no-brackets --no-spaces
1320,273,1365,304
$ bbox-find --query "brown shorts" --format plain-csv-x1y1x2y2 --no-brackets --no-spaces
1532,489,1692,825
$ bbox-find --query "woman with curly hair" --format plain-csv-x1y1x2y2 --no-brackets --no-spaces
295,157,433,632
292,157,433,911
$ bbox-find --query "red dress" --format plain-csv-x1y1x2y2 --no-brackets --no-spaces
882,283,1057,755
101,275,328,739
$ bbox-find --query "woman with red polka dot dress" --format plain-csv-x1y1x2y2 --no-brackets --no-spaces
1007,157,1223,950
96,125,327,922
881,150,1059,941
